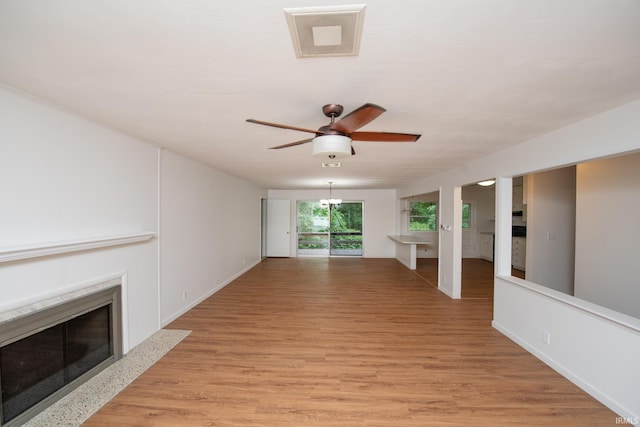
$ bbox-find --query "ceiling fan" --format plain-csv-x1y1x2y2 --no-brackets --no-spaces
246,103,421,159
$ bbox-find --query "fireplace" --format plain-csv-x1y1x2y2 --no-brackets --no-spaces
0,282,122,426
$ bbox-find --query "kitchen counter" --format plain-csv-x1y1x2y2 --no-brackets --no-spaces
388,235,432,269
387,235,433,245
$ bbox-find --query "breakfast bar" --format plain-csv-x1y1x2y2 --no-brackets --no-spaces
387,234,433,270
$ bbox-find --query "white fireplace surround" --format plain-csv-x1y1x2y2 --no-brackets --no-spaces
0,232,153,353
0,278,123,325
0,273,130,354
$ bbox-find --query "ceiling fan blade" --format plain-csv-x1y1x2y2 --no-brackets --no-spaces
247,119,320,135
350,131,421,142
330,103,386,134
269,138,313,149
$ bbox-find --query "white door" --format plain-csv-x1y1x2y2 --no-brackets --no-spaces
266,199,291,257
462,201,477,258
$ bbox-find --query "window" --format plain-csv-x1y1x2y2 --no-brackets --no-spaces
297,201,363,256
462,203,471,229
408,201,437,231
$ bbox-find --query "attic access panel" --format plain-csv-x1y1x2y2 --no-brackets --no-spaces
284,4,366,58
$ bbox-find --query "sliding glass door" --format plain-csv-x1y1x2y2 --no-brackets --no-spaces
329,202,363,256
296,201,363,257
297,201,330,256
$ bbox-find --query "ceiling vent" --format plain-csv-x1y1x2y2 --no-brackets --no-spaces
284,4,366,58
322,162,342,168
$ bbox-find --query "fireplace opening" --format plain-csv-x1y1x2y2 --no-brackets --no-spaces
0,283,122,426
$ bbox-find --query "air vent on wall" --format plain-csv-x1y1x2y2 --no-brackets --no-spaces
284,4,366,58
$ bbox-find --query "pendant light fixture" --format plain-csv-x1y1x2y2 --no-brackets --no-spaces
320,181,342,208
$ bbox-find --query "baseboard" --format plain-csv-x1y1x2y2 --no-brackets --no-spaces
161,260,260,326
492,320,637,421
437,285,460,299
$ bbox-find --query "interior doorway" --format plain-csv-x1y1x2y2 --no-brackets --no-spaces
296,201,363,257
461,201,477,258
461,183,496,298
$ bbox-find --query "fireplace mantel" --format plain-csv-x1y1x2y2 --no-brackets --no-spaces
0,231,156,263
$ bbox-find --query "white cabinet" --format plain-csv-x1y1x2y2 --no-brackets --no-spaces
479,234,493,261
512,237,526,270
512,175,524,212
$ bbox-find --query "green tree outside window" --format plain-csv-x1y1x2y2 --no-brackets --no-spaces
409,201,437,231
462,203,471,229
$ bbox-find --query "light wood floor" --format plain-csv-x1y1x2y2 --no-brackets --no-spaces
85,258,616,426
415,257,525,299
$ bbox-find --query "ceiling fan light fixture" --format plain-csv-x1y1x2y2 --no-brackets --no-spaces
478,179,496,186
312,134,352,159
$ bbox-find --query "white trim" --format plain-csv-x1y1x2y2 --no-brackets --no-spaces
0,232,156,263
437,285,460,299
160,259,261,327
493,276,640,420
492,320,637,420
496,274,640,333
157,148,163,331
0,277,121,324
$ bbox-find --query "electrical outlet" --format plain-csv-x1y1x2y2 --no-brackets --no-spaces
542,330,551,345
547,232,557,240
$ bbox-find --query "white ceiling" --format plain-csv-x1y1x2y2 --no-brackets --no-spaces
1,1,639,189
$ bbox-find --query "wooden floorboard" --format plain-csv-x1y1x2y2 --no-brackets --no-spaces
415,257,525,299
85,258,617,426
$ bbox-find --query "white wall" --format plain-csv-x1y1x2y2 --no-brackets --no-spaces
397,98,640,419
575,153,640,319
493,277,640,421
159,150,266,324
0,85,267,352
0,86,159,350
437,185,463,298
525,167,576,294
267,188,396,258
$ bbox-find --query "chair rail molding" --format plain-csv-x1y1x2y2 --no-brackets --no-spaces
0,232,157,263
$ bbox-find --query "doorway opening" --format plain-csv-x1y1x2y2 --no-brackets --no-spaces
461,201,476,258
460,182,496,299
296,201,363,257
